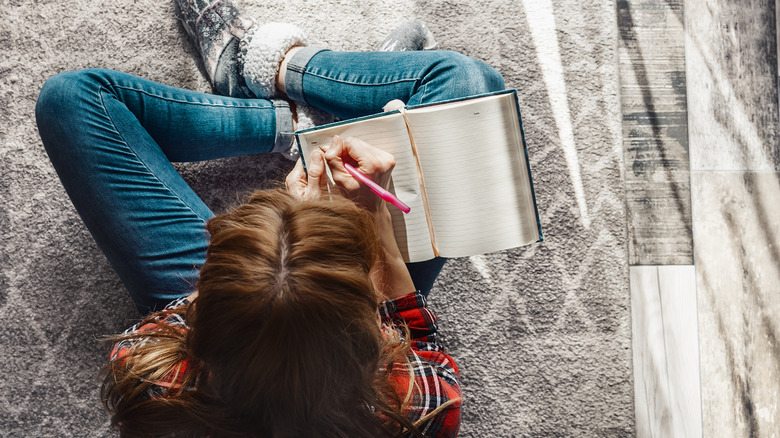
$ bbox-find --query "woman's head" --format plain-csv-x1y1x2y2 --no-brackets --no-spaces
188,189,390,435
103,189,420,437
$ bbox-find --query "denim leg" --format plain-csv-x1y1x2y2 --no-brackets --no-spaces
35,68,290,314
286,50,506,296
286,49,505,118
37,52,503,310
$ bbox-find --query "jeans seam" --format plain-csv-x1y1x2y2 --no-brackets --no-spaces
301,71,422,88
113,84,267,109
98,86,212,224
416,81,430,105
287,64,305,74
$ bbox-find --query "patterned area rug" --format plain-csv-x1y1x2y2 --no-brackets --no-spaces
0,0,633,436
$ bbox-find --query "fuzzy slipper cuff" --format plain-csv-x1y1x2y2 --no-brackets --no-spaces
294,102,336,132
241,22,307,98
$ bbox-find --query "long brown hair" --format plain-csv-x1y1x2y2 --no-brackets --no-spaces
101,189,429,437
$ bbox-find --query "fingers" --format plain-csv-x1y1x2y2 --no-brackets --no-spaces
324,135,395,177
322,136,352,186
303,149,326,200
285,158,306,198
285,157,305,186
285,151,327,200
383,99,406,112
322,135,349,169
319,135,398,211
290,135,397,211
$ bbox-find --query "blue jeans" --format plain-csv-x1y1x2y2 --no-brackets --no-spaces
35,48,505,314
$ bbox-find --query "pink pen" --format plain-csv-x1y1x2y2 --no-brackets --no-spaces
343,162,411,214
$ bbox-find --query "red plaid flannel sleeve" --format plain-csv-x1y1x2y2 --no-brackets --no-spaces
110,296,189,362
109,296,192,398
379,292,462,437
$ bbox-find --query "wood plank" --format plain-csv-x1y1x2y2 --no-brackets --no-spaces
684,0,780,171
618,0,693,265
631,265,702,438
692,172,780,437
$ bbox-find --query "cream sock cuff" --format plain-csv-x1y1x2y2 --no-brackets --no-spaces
241,23,307,98
294,102,335,132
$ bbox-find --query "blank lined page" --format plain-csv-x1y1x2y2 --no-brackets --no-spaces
405,93,539,258
297,114,436,262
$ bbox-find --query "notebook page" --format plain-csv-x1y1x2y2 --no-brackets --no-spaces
405,93,538,258
296,114,435,262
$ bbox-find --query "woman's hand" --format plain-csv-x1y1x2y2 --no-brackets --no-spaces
322,135,396,211
285,149,327,200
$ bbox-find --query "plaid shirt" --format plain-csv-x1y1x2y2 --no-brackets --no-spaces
379,292,462,437
112,292,460,437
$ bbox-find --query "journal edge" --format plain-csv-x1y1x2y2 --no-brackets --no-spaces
508,90,544,243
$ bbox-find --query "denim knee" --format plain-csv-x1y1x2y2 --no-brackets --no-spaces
438,51,505,95
36,69,118,151
36,69,105,131
419,51,506,103
37,71,71,129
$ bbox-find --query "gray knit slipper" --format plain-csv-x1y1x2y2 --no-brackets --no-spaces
378,20,437,52
240,22,307,99
174,0,255,97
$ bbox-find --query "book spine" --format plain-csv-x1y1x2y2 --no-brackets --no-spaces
512,89,544,242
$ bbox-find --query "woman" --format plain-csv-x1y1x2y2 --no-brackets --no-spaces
35,1,505,436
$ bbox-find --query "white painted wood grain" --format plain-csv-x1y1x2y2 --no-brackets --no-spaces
692,172,780,437
684,0,779,171
631,265,702,438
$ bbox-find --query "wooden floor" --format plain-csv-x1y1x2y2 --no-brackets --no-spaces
619,0,780,436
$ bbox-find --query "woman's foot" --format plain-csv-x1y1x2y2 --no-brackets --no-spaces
173,0,255,97
241,23,307,99
378,20,437,52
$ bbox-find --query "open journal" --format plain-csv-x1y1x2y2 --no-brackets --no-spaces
295,89,543,263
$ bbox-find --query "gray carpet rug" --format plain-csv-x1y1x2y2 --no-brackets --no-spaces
0,0,633,436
